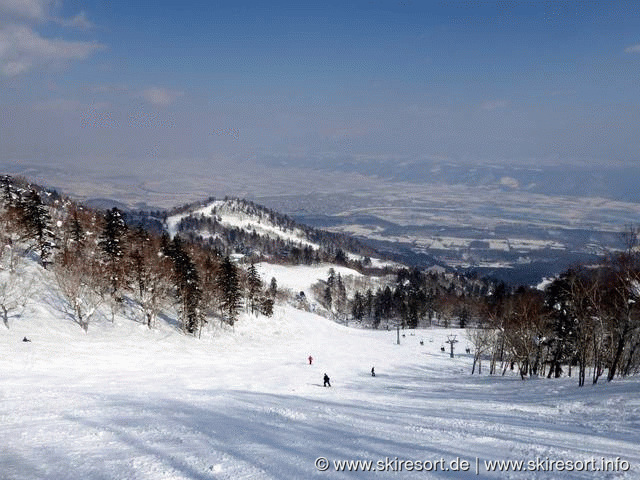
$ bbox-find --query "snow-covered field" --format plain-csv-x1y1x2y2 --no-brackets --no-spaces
2,296,639,480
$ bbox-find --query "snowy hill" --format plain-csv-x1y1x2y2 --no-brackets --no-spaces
2,255,640,479
164,197,379,266
167,198,321,250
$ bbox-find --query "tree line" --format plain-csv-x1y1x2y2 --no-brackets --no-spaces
0,175,274,335
473,247,640,385
324,266,495,329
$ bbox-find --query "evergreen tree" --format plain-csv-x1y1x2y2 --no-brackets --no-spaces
323,285,332,311
351,291,365,321
458,305,470,329
198,251,221,316
269,277,278,298
259,295,274,317
246,262,262,315
70,210,85,250
365,288,374,320
98,208,128,296
0,175,15,207
327,268,336,289
217,256,241,326
334,248,347,265
544,274,578,378
166,236,204,334
20,189,55,266
334,273,347,319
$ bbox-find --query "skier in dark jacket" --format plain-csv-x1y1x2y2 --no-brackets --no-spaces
371,366,375,377
323,373,331,387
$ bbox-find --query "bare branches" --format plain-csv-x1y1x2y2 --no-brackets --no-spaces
0,251,32,329
53,251,104,332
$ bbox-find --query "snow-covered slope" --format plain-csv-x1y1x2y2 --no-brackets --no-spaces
255,262,365,295
1,259,639,479
166,199,320,250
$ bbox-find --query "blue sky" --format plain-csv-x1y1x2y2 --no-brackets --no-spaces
1,0,640,178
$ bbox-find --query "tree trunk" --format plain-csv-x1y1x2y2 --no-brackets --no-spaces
622,341,638,377
607,327,628,382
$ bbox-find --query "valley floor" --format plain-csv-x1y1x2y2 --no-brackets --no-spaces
1,306,639,479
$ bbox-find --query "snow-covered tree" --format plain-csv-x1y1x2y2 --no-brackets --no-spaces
0,175,14,206
18,188,56,266
54,249,104,332
0,247,32,328
98,208,128,295
129,228,172,328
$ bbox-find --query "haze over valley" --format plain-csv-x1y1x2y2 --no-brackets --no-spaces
3,158,637,284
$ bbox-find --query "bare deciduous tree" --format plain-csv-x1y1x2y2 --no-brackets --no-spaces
129,233,172,328
0,248,32,328
54,250,104,331
467,327,493,375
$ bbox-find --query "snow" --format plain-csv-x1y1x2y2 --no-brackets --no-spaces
166,200,320,250
536,277,556,291
255,262,364,295
1,260,640,479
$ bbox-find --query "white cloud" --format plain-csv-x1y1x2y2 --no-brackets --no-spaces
0,0,52,22
625,44,640,54
499,176,519,189
57,11,94,30
481,100,509,111
0,0,92,27
141,87,184,107
0,24,104,76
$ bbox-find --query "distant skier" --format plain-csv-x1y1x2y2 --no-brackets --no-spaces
22,336,31,342
308,355,313,365
323,373,331,387
371,367,375,377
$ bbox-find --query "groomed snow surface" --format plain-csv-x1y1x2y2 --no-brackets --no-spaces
2,278,640,478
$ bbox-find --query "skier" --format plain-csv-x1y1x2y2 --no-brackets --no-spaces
323,373,331,387
371,366,375,377
308,355,313,365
